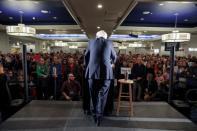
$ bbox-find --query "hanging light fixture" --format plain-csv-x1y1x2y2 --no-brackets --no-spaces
6,11,36,36
162,13,190,42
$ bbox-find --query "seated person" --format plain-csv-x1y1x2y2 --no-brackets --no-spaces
144,73,158,101
155,70,165,89
61,73,81,101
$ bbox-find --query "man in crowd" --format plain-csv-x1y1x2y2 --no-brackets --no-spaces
49,56,62,99
36,58,49,99
61,73,81,101
132,56,146,101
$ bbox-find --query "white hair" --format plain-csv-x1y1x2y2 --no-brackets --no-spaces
96,30,108,39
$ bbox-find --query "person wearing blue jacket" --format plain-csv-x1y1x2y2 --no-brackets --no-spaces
84,30,117,126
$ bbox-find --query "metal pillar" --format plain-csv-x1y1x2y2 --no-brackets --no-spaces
168,45,175,103
22,44,29,103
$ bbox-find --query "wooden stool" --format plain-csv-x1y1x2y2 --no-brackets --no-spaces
116,79,134,117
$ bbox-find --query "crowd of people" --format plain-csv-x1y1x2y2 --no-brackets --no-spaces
0,50,197,121
0,51,197,102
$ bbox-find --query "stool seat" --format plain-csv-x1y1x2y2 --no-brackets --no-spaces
118,79,133,84
116,79,134,117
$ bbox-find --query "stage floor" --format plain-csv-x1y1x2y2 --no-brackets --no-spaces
0,100,197,131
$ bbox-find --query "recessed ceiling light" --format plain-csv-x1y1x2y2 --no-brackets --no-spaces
140,18,144,21
174,13,179,16
184,19,189,22
53,17,57,19
32,17,36,20
41,10,49,14
9,17,13,20
34,1,39,4
159,3,164,6
19,11,24,14
97,4,103,9
97,26,101,29
143,11,150,15
0,11,2,14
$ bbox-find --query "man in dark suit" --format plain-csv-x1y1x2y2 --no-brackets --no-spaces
84,30,116,126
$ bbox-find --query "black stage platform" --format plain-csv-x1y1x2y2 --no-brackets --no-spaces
0,100,197,131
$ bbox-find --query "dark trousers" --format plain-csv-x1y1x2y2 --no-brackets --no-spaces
37,77,49,100
88,79,111,117
82,79,90,111
50,75,62,99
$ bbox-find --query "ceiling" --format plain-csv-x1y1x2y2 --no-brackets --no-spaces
0,0,197,39
0,0,76,25
62,0,136,38
122,1,197,27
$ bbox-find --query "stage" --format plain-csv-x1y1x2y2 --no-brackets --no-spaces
0,100,196,131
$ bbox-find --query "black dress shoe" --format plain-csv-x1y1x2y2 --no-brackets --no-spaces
96,116,101,126
87,110,92,115
93,115,97,124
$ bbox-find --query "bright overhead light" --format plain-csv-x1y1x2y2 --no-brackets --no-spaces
140,18,144,21
159,3,164,6
0,11,2,14
53,17,57,19
118,45,127,49
41,10,49,14
172,30,179,33
174,13,179,16
143,11,150,15
32,17,36,20
6,24,36,37
184,19,189,22
6,11,36,37
69,45,78,49
167,1,192,4
97,4,103,9
129,43,143,47
34,1,39,4
9,17,13,20
18,10,24,14
162,33,190,42
97,26,100,29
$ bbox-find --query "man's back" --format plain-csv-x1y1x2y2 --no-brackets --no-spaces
85,37,116,79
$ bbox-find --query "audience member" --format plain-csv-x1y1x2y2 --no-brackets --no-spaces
61,73,81,101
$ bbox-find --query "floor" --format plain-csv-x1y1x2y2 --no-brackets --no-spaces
0,100,197,131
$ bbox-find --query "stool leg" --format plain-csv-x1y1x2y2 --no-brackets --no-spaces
129,84,133,116
116,83,122,116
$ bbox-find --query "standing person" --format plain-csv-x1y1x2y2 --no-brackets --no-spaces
65,57,79,80
49,56,62,100
84,30,117,126
0,64,10,121
36,58,49,100
132,56,146,101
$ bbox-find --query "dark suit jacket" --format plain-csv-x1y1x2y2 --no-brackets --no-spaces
85,37,117,79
